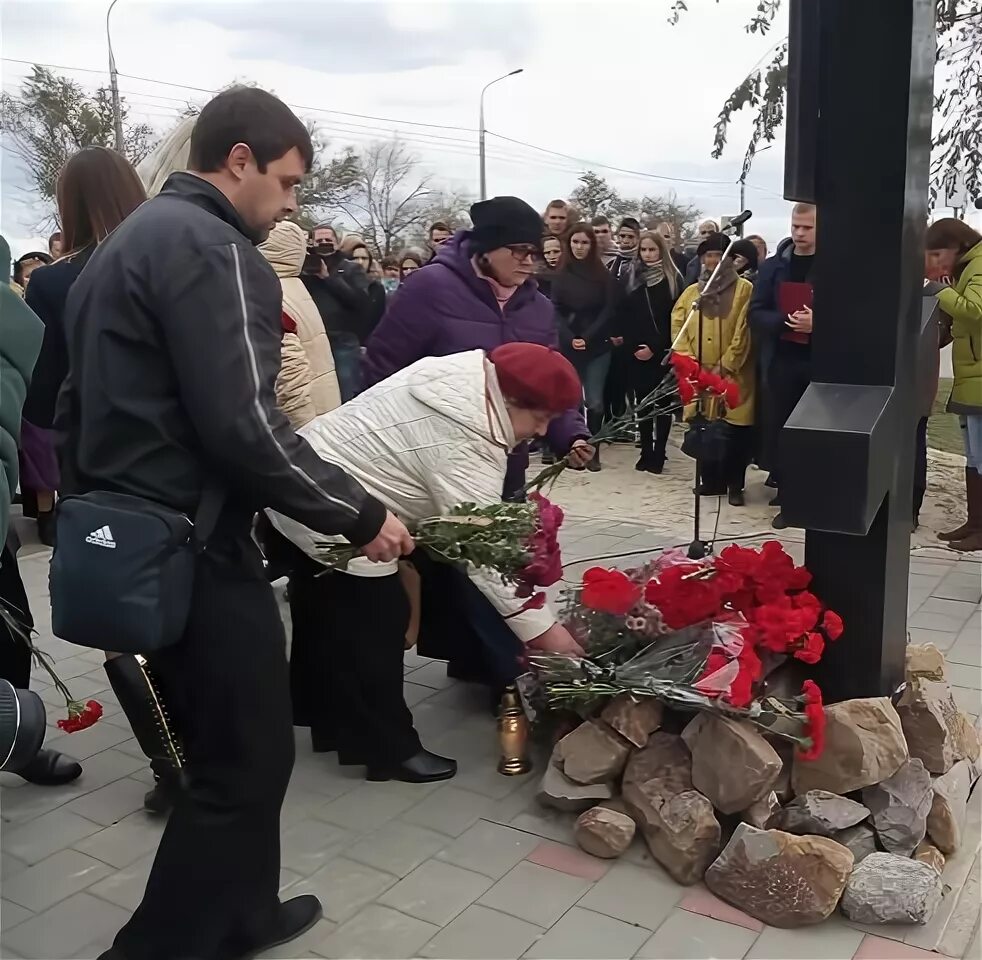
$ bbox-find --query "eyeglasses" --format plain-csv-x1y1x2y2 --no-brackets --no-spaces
505,244,543,262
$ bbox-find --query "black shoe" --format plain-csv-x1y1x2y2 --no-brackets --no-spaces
143,776,179,814
234,895,323,960
769,491,781,507
727,488,746,507
772,512,789,530
36,510,56,547
764,474,778,489
635,455,663,475
367,749,457,784
18,748,82,786
696,483,725,497
586,458,601,472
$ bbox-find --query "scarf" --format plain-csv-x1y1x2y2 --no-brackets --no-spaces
697,260,739,318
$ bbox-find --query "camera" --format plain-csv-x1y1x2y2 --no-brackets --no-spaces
0,678,47,773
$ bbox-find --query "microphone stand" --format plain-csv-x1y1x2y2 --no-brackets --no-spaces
666,228,741,560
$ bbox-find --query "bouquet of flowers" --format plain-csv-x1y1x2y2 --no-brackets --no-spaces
527,541,839,760
0,601,103,733
311,492,565,609
521,352,740,495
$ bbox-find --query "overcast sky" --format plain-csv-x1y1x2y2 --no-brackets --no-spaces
1,0,977,254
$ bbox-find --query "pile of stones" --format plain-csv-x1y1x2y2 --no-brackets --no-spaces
536,643,979,928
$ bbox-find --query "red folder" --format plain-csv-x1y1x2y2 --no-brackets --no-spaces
778,281,813,344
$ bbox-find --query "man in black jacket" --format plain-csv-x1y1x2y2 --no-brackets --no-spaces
59,87,413,960
303,222,371,399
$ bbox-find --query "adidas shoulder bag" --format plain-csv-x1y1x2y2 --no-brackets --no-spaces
49,486,223,654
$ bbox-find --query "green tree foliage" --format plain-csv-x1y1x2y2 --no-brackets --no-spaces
0,65,157,208
670,0,982,204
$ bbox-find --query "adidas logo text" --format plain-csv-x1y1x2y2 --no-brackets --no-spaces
85,525,117,549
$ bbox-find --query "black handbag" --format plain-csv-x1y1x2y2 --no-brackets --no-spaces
49,484,224,654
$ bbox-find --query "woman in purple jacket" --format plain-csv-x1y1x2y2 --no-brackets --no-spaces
364,196,593,494
364,196,593,691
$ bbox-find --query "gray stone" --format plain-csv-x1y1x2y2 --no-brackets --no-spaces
927,758,974,854
841,852,942,925
741,792,780,830
774,790,870,838
682,714,782,815
704,823,853,928
601,694,663,749
556,720,631,785
863,758,933,856
574,804,636,859
537,763,614,813
833,824,878,864
792,697,908,795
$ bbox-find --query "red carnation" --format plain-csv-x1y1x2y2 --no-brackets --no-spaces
798,680,826,761
822,609,844,641
519,592,547,612
677,378,695,404
723,381,741,409
794,631,825,664
788,565,813,590
57,699,103,733
581,567,642,615
670,353,700,378
518,493,565,591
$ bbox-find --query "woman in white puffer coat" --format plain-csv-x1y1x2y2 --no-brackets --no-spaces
271,343,586,785
259,221,342,417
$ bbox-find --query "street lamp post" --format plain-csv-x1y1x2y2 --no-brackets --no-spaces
107,0,124,153
479,68,523,201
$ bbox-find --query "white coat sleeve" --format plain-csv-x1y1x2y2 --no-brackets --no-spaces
416,441,557,644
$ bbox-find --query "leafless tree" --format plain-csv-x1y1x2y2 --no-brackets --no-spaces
337,140,436,255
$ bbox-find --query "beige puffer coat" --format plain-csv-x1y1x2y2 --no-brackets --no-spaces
277,326,317,429
259,222,342,416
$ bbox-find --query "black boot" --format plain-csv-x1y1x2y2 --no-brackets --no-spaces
104,655,186,814
18,748,82,786
231,895,323,960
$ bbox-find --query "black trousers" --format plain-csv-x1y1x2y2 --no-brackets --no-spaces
113,539,294,960
699,424,753,492
289,562,419,768
769,349,812,488
634,385,673,462
0,544,32,688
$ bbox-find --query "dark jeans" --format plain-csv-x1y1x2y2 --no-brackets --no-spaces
112,539,294,960
0,544,32,689
604,346,631,421
289,562,420,768
769,349,812,488
329,335,363,403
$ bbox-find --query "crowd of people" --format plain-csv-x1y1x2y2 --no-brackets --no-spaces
1,82,980,960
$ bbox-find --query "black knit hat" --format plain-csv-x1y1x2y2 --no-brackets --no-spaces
696,231,728,257
469,196,544,254
728,238,759,271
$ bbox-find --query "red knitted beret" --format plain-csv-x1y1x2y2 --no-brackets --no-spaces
489,342,582,412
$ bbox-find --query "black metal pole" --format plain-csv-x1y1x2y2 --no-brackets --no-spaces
688,298,708,560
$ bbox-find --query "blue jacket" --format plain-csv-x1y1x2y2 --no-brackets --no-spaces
748,237,796,382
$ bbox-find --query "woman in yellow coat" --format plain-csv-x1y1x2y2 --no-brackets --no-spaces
671,232,755,505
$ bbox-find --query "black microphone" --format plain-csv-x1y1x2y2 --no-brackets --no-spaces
729,209,753,227
975,198,982,210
